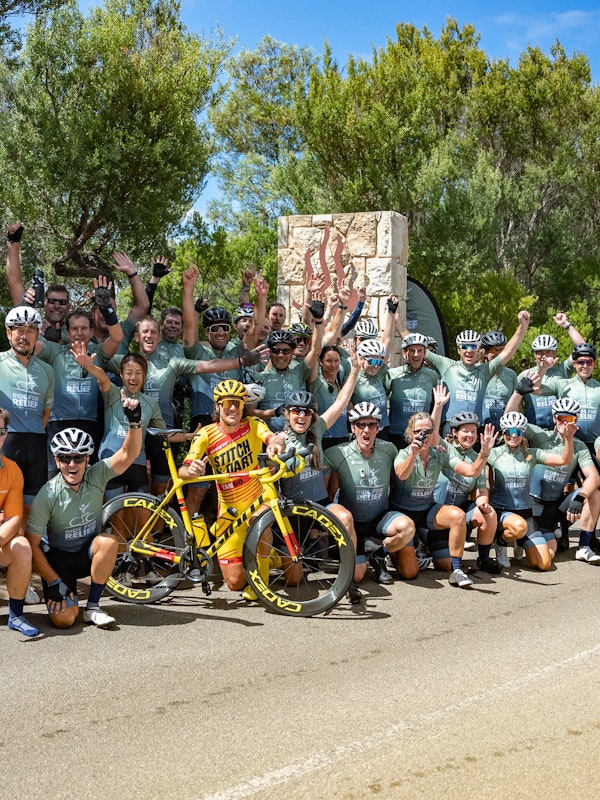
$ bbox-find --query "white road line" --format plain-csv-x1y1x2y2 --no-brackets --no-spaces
201,643,600,800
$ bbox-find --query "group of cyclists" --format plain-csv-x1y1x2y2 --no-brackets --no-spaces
2,220,600,637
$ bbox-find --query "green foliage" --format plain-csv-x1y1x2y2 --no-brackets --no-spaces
0,0,232,278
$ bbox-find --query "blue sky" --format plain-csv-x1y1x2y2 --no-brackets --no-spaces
180,1,600,78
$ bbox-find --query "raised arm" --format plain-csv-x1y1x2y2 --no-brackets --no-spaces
453,424,498,477
321,346,360,429
70,341,111,392
6,223,26,306
93,276,124,357
182,262,200,347
243,271,268,350
553,312,585,347
381,295,398,363
109,391,144,475
113,251,151,323
499,310,531,365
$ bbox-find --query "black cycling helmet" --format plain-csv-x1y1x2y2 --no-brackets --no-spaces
572,343,597,361
266,329,296,349
481,331,507,349
284,390,317,410
289,322,313,338
203,307,232,327
449,411,480,429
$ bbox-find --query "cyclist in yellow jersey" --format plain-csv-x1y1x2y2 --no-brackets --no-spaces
179,380,291,595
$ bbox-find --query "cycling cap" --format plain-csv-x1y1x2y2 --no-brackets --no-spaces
532,334,557,351
244,383,265,404
50,427,95,456
233,306,254,323
266,329,296,348
402,333,429,348
572,342,597,361
284,390,317,410
213,380,248,402
356,339,386,359
348,402,382,423
552,397,581,417
5,306,43,329
481,331,507,349
289,322,313,338
203,307,232,326
449,411,480,429
455,330,481,346
499,412,528,431
354,319,379,339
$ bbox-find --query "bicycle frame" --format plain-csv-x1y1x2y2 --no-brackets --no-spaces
116,432,305,570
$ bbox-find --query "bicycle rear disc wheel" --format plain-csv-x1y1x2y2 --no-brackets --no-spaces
242,500,354,617
102,492,187,604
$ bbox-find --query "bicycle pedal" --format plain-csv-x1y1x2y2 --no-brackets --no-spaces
201,580,212,596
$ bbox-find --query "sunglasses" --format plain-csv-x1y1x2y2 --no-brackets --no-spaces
219,398,244,410
504,428,524,437
555,414,577,424
270,347,293,355
459,344,478,351
57,454,87,464
367,358,384,367
47,297,68,305
576,358,595,367
415,428,434,436
207,324,231,334
290,407,312,416
486,347,503,355
354,421,379,430
0,427,8,435
295,336,312,346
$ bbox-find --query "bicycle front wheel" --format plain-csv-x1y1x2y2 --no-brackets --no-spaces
102,492,188,604
242,500,354,617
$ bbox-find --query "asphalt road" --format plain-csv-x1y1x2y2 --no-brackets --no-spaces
1,542,599,800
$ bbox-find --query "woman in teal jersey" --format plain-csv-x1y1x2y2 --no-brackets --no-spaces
489,411,576,571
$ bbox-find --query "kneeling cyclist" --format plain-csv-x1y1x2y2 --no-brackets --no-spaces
26,393,143,629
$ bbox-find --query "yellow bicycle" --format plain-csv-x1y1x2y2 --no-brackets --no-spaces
102,430,355,616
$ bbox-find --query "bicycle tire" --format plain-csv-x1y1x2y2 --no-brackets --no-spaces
102,492,187,604
242,500,354,617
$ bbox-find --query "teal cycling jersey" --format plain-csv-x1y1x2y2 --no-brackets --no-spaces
351,369,390,428
185,340,243,418
487,444,552,510
0,350,54,433
425,351,503,423
257,360,313,411
525,423,593,501
518,359,574,429
310,374,349,440
99,383,165,466
280,417,329,502
27,459,117,552
324,439,398,522
433,441,488,506
390,446,451,511
383,365,438,435
540,374,600,444
482,366,518,428
38,339,103,421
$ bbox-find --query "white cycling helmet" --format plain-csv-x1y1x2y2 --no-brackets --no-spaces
456,329,481,347
233,306,254,324
354,319,379,340
402,333,429,348
357,339,386,359
552,397,581,417
348,401,382,423
532,334,557,351
244,383,266,404
50,427,95,456
499,412,528,431
5,306,43,329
